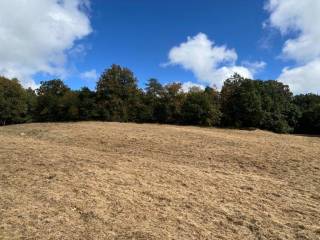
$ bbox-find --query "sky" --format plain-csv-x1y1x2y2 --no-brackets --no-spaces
0,0,319,94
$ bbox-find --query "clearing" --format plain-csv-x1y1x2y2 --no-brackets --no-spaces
0,122,319,239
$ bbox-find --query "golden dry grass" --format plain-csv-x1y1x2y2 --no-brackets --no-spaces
0,122,319,240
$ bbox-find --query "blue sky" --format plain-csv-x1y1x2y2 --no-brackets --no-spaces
71,0,283,89
0,0,319,94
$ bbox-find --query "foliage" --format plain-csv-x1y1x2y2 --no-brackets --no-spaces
259,80,299,133
144,78,164,122
35,79,77,121
294,94,320,134
0,77,28,125
0,65,319,135
78,87,98,120
221,74,263,128
181,87,221,126
221,74,299,133
96,64,140,122
25,88,37,122
155,83,185,124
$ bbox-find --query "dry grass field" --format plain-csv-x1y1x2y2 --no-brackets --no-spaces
0,122,319,240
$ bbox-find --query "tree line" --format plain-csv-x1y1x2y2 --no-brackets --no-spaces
1,64,320,134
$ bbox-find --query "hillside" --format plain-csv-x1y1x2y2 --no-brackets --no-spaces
0,122,319,239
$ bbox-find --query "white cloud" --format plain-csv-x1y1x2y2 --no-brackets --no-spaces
165,33,255,89
278,60,320,94
181,81,205,93
242,61,267,74
80,69,98,81
266,0,320,93
266,0,320,63
0,0,92,88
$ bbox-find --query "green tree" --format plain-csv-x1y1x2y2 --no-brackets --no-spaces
154,83,185,123
0,77,28,125
181,87,221,126
78,87,98,120
130,90,152,123
96,65,141,122
221,74,298,133
260,80,298,133
35,79,78,121
221,74,263,128
60,91,79,121
294,94,320,134
298,105,320,134
144,78,164,122
25,88,37,122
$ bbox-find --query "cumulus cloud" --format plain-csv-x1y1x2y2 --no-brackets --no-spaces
0,0,92,88
80,69,98,81
278,60,320,94
181,81,205,93
165,33,256,89
266,0,320,93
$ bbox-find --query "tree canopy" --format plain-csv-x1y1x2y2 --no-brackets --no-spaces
0,66,319,135
0,77,28,125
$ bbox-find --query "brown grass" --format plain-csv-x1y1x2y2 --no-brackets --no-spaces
0,122,319,240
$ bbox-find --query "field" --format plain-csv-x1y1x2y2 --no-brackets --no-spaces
0,122,319,240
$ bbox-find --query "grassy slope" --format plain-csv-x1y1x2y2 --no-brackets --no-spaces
0,122,319,240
